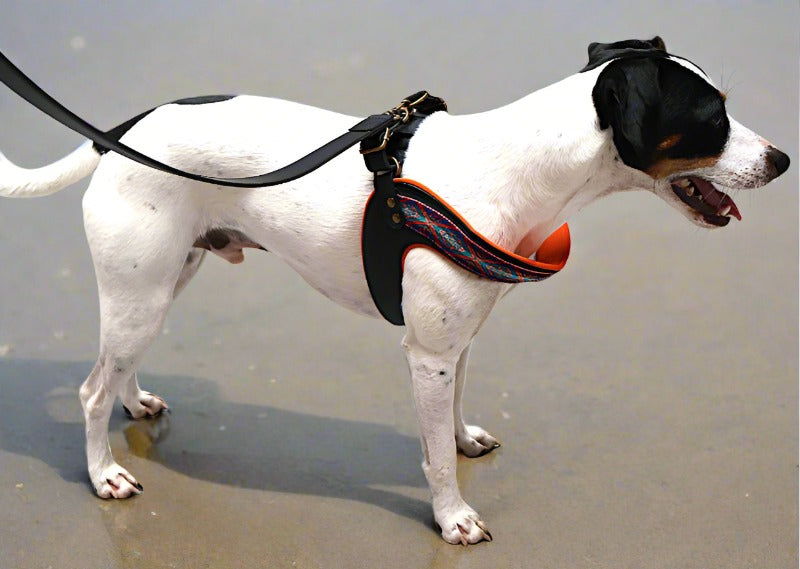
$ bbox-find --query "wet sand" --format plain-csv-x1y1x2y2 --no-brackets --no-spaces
1,3,797,568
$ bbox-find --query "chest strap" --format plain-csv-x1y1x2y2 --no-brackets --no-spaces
362,178,570,324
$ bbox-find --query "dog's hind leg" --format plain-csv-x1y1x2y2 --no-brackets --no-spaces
80,276,178,497
80,202,192,497
80,282,175,498
80,354,143,498
453,342,501,457
120,248,206,420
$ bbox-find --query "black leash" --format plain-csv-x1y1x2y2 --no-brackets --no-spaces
0,50,420,188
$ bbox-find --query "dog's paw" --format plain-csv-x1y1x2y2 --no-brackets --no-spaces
122,391,169,419
437,507,493,545
93,465,143,499
456,424,501,458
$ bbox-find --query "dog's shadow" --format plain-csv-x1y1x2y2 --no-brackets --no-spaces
0,358,431,522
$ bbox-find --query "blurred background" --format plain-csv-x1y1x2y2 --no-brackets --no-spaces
0,2,796,568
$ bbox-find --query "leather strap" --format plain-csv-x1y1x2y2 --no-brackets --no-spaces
0,50,414,188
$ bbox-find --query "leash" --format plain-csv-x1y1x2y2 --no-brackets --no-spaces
1,50,570,326
0,50,417,188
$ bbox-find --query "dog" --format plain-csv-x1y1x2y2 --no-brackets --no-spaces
0,37,789,545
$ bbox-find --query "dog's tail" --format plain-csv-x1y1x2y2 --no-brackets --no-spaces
0,140,101,198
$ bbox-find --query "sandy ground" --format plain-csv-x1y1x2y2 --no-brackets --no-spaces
0,3,797,568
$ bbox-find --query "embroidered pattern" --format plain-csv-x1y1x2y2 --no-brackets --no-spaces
399,195,558,283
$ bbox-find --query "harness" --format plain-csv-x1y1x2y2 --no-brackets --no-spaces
1,52,569,326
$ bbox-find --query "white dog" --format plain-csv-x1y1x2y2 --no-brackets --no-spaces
0,37,789,544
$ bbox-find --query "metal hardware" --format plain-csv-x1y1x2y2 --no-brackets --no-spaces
391,213,402,224
362,92,431,155
391,106,411,123
401,91,430,108
386,197,396,208
387,91,429,123
360,127,391,155
389,155,402,177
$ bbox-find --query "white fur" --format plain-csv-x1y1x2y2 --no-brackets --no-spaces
0,57,782,544
0,140,100,197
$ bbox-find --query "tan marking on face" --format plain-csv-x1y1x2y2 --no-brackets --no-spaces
656,134,683,151
719,90,727,102
645,154,721,179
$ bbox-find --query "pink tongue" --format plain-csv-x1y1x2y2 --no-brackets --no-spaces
690,177,742,221
719,194,742,221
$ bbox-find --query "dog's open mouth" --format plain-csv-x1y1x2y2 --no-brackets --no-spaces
670,176,741,227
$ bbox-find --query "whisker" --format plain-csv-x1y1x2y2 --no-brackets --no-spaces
721,69,740,99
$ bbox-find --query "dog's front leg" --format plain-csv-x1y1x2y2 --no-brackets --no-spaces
403,339,492,545
401,252,504,544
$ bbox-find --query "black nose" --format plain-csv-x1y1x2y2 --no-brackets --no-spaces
766,146,790,177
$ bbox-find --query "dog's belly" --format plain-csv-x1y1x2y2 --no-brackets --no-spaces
235,174,382,318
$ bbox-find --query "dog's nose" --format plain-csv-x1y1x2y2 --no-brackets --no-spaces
766,146,790,177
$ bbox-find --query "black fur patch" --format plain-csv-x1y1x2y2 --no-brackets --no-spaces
581,37,669,72
592,56,728,172
93,95,238,154
171,94,236,106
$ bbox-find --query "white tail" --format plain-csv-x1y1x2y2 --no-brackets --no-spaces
0,140,101,198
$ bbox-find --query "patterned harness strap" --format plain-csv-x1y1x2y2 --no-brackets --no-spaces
361,178,570,325
397,179,570,283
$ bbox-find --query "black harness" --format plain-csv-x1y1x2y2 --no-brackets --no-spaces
357,93,569,324
1,52,569,325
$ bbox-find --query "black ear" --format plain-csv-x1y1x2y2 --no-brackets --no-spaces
649,36,666,51
593,58,663,171
582,36,669,72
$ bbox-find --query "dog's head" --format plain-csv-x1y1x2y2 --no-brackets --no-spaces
587,37,789,227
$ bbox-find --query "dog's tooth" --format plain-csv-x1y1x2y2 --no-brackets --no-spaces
685,185,695,197
676,179,691,188
719,205,731,216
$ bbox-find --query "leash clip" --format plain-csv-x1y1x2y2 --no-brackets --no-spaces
361,91,431,155
360,127,391,155
388,91,430,123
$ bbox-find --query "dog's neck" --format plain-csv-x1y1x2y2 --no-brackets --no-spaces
405,68,644,256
